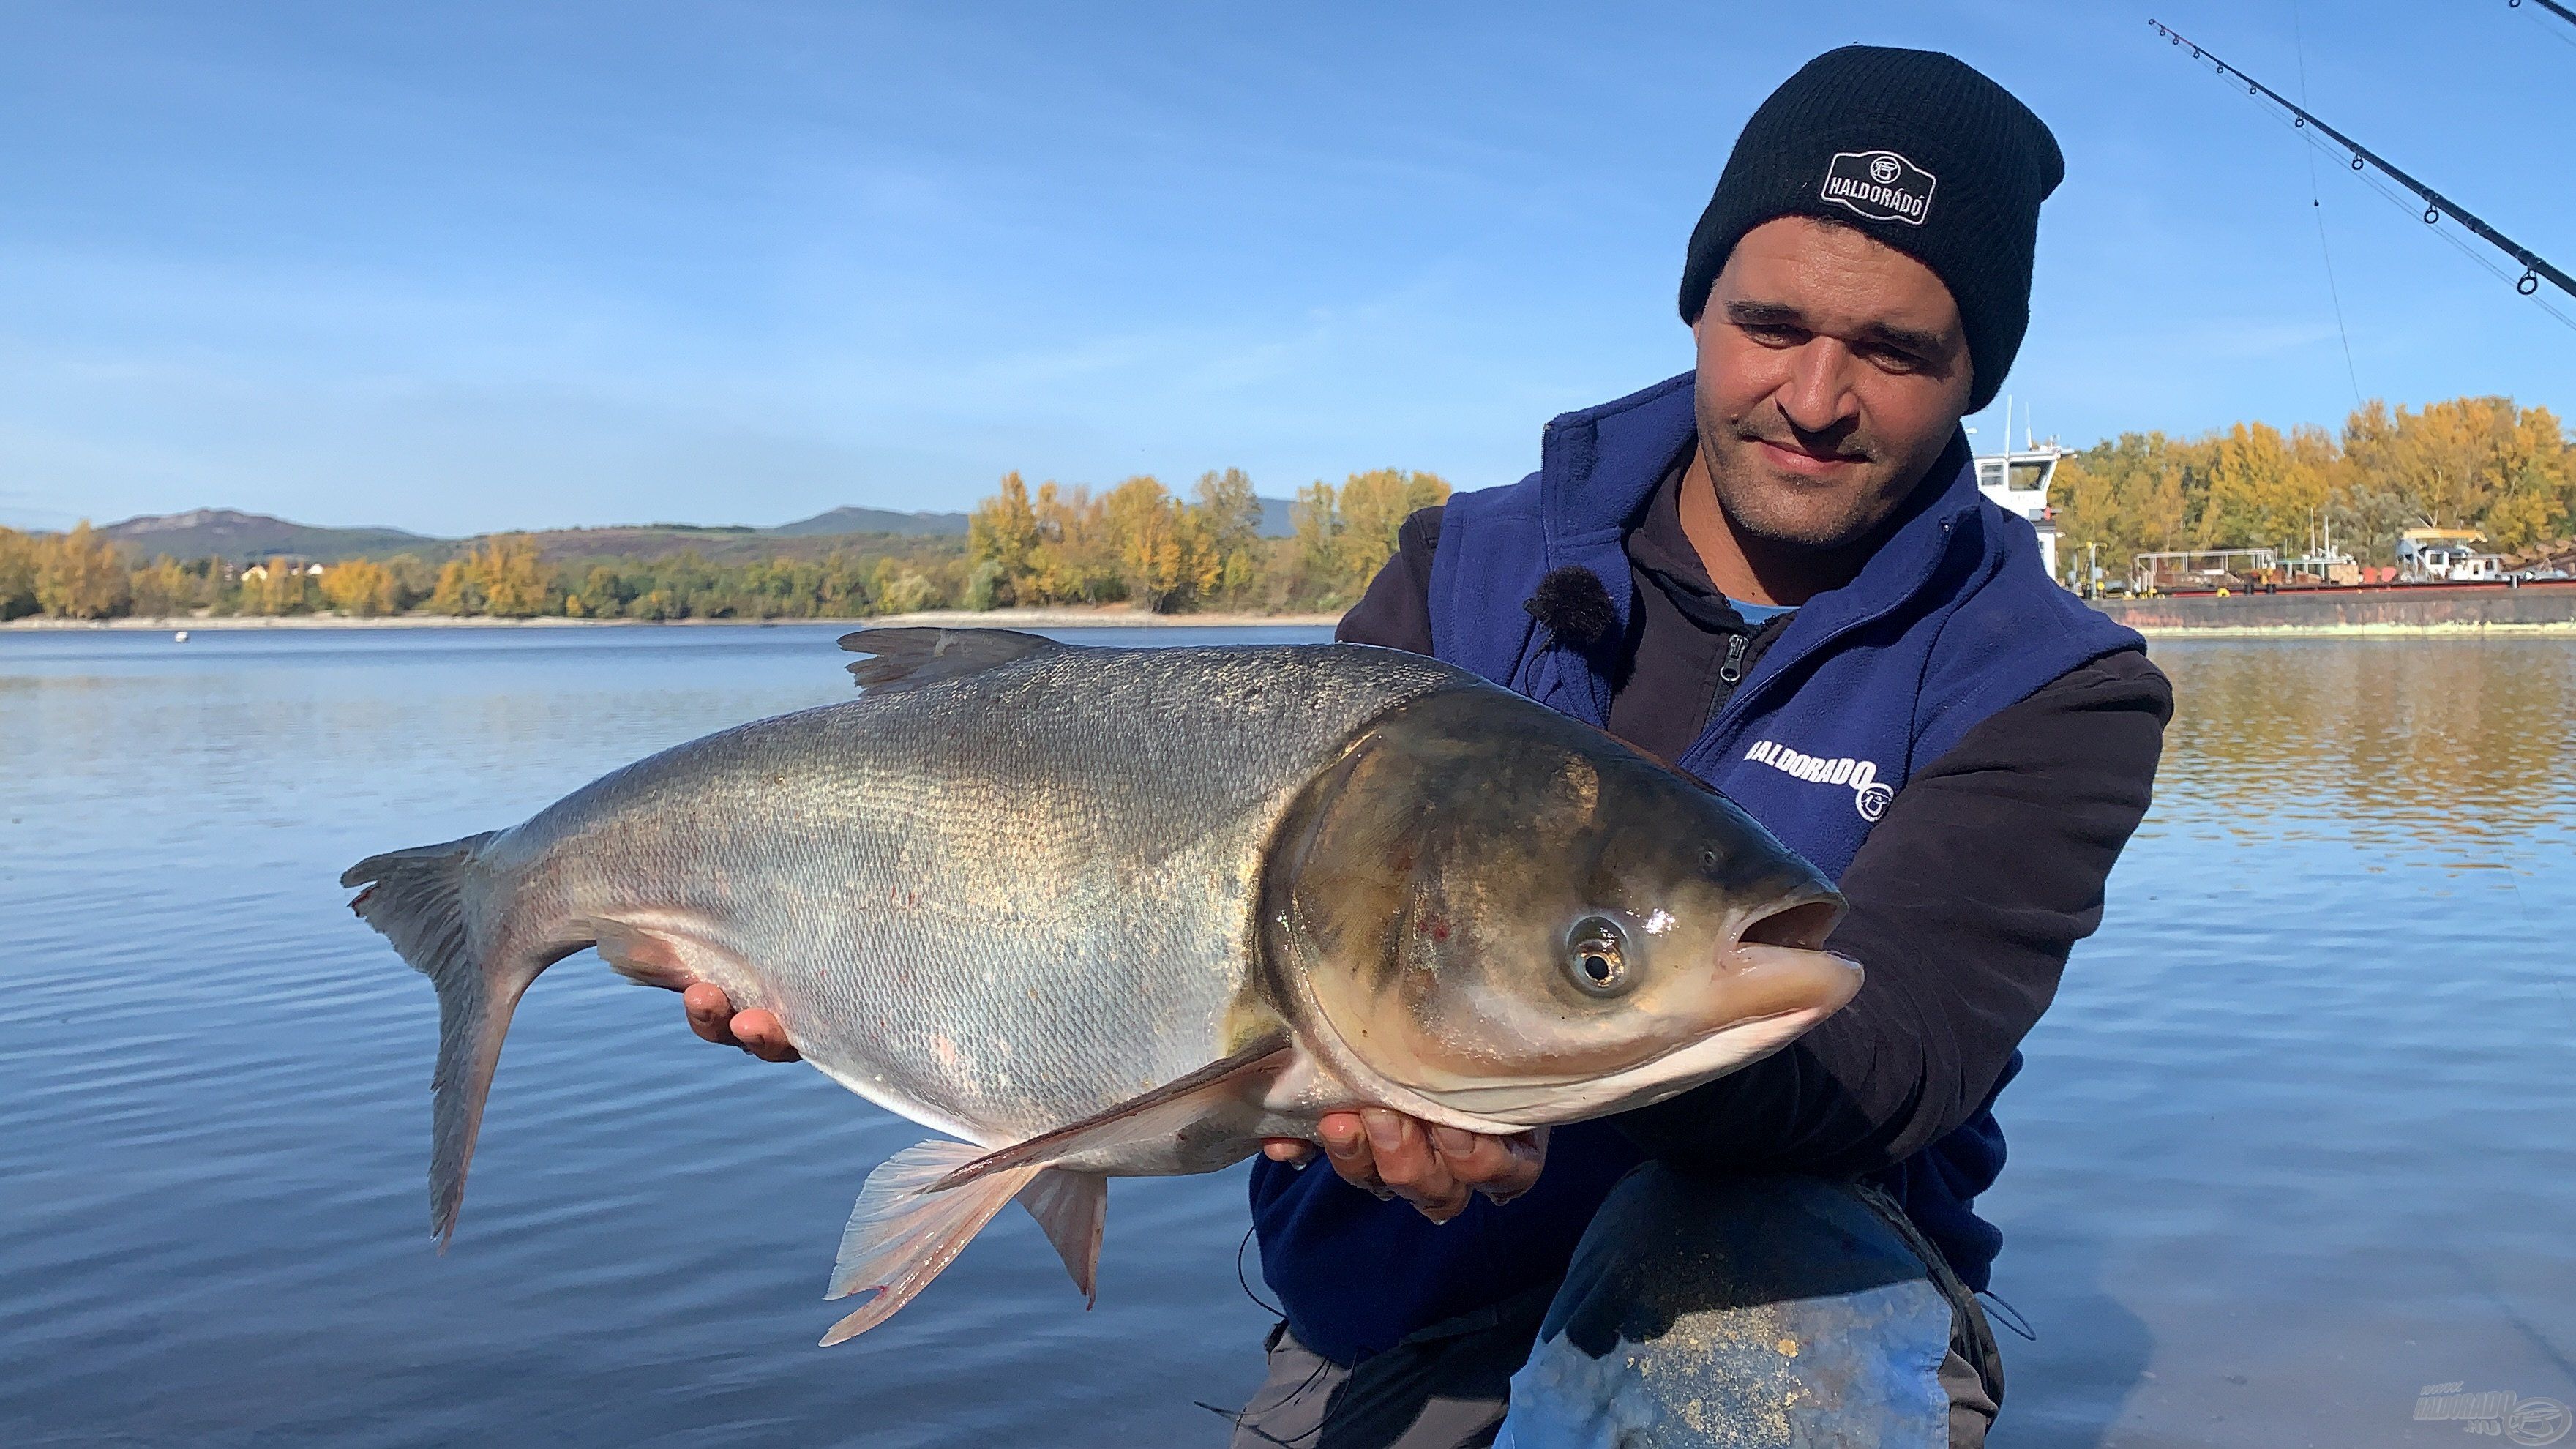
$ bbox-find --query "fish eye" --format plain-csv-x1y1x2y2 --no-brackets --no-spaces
1565,916,1630,997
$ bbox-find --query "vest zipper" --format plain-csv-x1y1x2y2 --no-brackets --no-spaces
1718,632,1748,686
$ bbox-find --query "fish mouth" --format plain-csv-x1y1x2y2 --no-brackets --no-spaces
1735,891,1843,951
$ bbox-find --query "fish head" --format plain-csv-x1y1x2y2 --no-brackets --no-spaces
1265,686,1860,1130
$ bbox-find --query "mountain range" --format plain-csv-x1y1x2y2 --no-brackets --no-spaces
87,499,1297,564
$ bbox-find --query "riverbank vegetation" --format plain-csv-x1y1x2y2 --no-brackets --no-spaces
2054,397,2573,572
13,393,2558,624
0,466,1448,622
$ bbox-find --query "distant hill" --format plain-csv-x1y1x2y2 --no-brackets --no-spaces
768,506,969,537
98,509,441,564
770,497,1297,538
86,491,1298,564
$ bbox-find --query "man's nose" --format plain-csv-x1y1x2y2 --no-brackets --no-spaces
1776,339,1861,436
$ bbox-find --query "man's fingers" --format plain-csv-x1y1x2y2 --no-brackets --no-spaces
1318,1112,1379,1191
682,983,740,1046
1359,1109,1469,1221
679,984,801,1062
729,1008,801,1063
1261,1139,1317,1165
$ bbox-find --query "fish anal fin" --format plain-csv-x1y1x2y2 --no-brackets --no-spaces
820,1139,1042,1346
930,1033,1294,1192
1016,1169,1108,1308
837,627,1067,693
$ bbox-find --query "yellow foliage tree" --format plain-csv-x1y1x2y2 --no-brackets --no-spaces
321,558,402,617
35,523,132,619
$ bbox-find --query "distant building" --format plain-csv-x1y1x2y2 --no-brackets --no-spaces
2395,528,2499,583
1974,444,2063,580
239,558,329,583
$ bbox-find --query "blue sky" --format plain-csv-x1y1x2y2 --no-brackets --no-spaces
4,1,2572,536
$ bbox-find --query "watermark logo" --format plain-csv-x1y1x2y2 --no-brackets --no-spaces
1820,149,1936,226
2414,1382,2572,1445
1744,741,1895,822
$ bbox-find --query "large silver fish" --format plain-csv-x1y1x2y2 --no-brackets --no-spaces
343,629,1858,1344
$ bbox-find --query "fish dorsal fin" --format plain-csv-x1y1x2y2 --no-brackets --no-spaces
837,627,1067,693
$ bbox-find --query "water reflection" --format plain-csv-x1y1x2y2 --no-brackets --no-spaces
0,626,2568,1448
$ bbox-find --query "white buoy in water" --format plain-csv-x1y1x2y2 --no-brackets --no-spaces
173,630,189,643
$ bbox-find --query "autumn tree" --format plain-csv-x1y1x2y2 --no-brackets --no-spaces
35,522,132,619
321,558,402,616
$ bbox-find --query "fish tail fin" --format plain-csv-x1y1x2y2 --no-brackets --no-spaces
342,831,569,1247
1016,1168,1109,1308
820,1140,1044,1345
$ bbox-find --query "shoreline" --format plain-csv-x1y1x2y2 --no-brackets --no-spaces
8,612,2570,639
0,607,1347,632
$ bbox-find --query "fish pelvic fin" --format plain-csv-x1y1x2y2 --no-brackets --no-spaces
1016,1169,1108,1308
342,832,572,1248
836,626,1066,693
820,1140,1044,1346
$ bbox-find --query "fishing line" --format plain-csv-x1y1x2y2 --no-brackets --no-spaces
2291,0,2366,407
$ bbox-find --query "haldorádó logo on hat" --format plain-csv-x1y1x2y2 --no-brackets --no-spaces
1821,150,1936,225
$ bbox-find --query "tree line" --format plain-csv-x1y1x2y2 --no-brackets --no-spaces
0,525,966,622
0,463,1450,623
2053,396,2573,574
966,466,1450,613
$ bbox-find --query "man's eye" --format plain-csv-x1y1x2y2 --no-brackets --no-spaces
1740,325,1803,346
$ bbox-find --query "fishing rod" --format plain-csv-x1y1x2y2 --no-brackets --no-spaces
2148,18,2576,305
2509,0,2576,34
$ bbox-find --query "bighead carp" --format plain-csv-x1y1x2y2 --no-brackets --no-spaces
343,629,1858,1344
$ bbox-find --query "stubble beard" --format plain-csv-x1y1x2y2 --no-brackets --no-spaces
1692,395,1901,555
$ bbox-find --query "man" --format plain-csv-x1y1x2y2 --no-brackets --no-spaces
686,45,2168,1448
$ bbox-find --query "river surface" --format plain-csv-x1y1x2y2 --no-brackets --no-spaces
1,625,2569,1448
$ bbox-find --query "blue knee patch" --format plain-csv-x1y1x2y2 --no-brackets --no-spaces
1499,1172,1954,1448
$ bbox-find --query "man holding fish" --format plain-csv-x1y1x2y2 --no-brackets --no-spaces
691,45,2171,1446
357,41,2165,1449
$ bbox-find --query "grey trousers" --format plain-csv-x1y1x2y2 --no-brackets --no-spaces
1226,1169,2004,1449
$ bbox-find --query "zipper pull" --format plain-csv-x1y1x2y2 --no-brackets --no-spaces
1718,632,1748,685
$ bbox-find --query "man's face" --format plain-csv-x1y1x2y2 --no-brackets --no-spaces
1691,216,1974,551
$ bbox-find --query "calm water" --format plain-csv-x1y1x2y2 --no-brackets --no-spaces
1,626,2569,1448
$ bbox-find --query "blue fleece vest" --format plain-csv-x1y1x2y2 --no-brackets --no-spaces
1249,371,2141,1367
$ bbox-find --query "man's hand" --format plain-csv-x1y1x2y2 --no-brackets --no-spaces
1262,1112,1546,1224
679,982,801,1063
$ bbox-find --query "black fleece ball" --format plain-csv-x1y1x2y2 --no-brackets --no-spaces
1524,566,1620,655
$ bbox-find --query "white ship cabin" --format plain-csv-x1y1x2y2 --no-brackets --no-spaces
1974,445,2064,580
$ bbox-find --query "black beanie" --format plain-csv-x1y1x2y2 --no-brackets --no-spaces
1678,46,2063,413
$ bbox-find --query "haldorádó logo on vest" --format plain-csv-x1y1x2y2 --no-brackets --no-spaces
1744,740,1896,822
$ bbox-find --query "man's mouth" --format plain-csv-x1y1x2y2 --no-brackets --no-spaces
1750,437,1868,477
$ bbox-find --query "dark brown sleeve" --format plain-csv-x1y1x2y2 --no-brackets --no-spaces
1333,507,1443,654
1614,648,2174,1172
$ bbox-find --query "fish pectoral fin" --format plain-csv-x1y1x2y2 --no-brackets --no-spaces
1016,1169,1108,1308
820,1139,1042,1347
928,1033,1295,1193
837,626,1067,693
